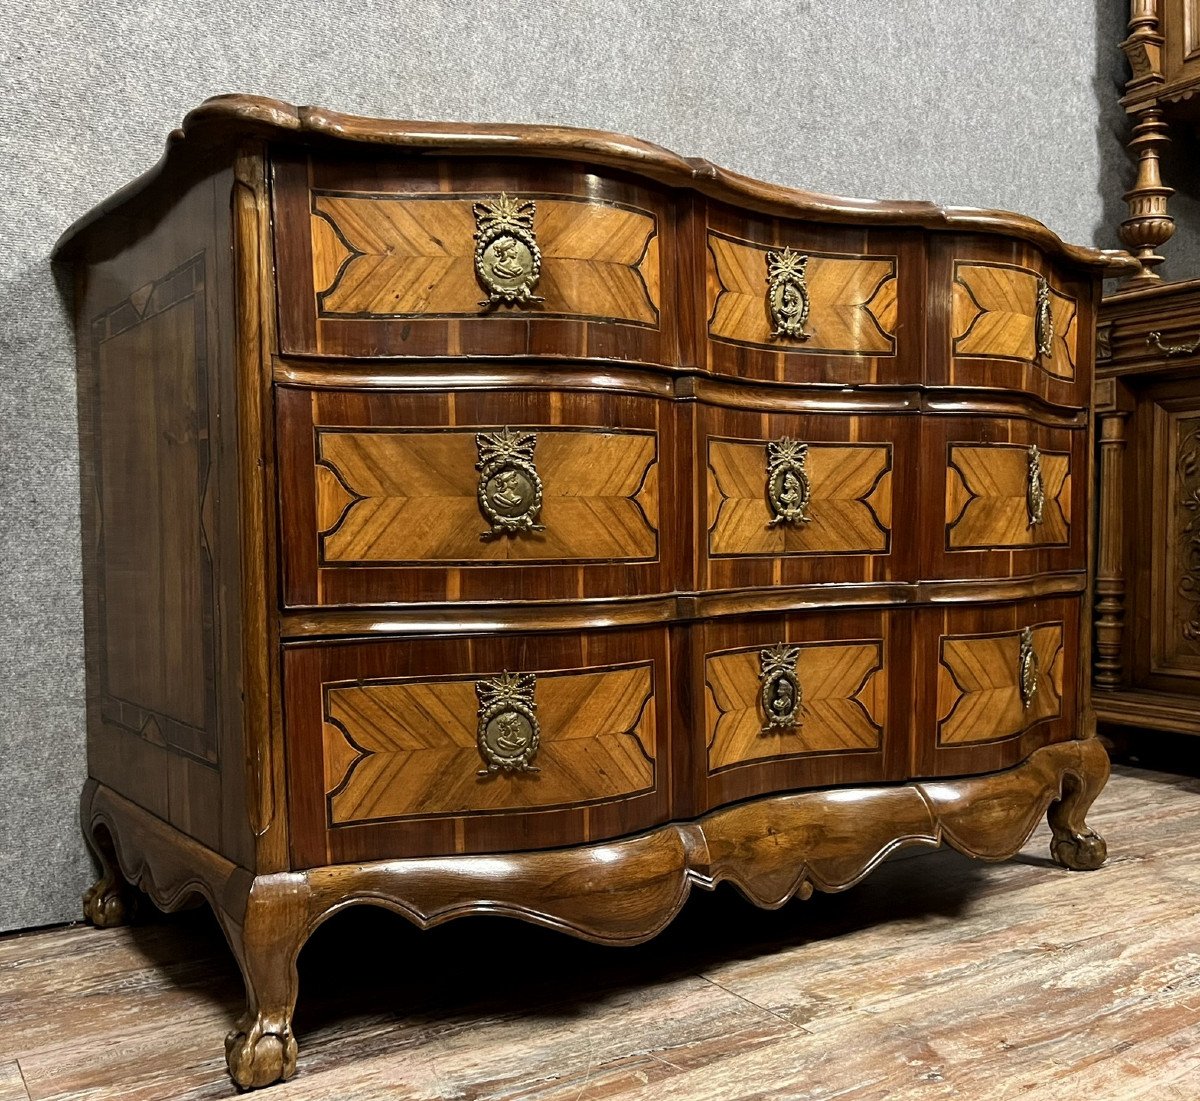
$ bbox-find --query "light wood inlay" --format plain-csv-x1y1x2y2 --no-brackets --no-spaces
707,233,897,354
311,194,660,325
707,439,891,556
704,641,885,772
952,261,1078,378
937,623,1064,744
316,427,659,564
324,663,656,824
946,444,1070,549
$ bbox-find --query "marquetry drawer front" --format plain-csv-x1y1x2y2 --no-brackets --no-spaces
684,611,906,815
278,387,672,607
912,598,1082,777
696,402,918,590
284,627,671,865
933,238,1092,407
929,416,1086,580
272,153,675,364
701,206,922,386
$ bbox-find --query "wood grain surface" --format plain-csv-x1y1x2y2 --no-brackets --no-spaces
32,759,1192,1101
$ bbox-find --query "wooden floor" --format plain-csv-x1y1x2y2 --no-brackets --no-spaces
3,763,1200,1100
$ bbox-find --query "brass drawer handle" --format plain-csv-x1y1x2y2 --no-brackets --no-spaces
473,193,544,309
1148,330,1200,357
766,438,812,525
476,671,540,774
1035,276,1054,358
476,427,545,541
1019,627,1039,710
1027,444,1045,528
759,642,802,733
766,247,811,341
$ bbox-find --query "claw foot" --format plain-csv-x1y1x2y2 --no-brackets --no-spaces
82,873,133,927
1050,828,1107,871
225,1014,298,1089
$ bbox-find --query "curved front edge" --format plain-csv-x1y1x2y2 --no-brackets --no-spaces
79,737,1109,1089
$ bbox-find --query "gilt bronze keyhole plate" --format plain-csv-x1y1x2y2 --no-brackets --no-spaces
476,670,540,774
759,642,803,733
476,427,545,541
473,193,544,308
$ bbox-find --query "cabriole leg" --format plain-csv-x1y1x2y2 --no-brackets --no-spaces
1048,740,1110,871
219,874,311,1090
81,799,135,928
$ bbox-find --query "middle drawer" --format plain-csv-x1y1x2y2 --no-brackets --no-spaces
278,386,676,607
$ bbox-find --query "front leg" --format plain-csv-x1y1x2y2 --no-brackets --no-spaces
81,784,136,927
1048,738,1110,871
218,873,312,1089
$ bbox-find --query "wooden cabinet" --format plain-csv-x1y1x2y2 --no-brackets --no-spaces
1093,279,1200,741
58,96,1132,1090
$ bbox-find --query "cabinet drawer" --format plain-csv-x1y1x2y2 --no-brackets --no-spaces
932,237,1092,408
272,152,676,365
285,627,671,865
278,387,673,607
681,611,907,815
694,400,918,589
929,416,1086,579
911,598,1082,777
700,203,923,385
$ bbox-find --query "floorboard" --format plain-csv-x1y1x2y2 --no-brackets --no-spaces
2,765,1199,1100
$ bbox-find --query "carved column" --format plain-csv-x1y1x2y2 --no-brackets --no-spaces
1094,393,1131,689
1119,1,1173,284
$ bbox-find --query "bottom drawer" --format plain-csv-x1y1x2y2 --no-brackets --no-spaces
682,610,908,815
284,628,671,865
912,596,1083,777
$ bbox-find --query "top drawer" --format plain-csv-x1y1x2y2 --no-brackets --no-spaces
272,152,677,365
930,237,1093,408
700,202,923,386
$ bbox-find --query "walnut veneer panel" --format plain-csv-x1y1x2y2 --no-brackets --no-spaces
929,237,1094,409
912,597,1082,778
680,611,907,815
927,417,1086,581
692,402,918,590
284,627,672,866
698,204,924,386
278,387,674,607
273,153,677,365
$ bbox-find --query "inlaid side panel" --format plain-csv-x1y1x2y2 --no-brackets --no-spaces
278,387,676,607
704,640,885,773
912,598,1082,778
316,427,658,565
312,193,659,326
679,611,907,817
946,443,1071,549
937,622,1064,745
273,153,677,364
91,255,217,764
707,438,892,557
952,261,1077,379
285,627,672,865
323,663,655,825
706,233,897,355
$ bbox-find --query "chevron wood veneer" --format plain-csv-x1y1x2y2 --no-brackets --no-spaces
315,427,659,564
704,640,884,772
56,98,1131,1089
312,194,661,325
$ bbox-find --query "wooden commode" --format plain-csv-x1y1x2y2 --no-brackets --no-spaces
54,96,1135,1089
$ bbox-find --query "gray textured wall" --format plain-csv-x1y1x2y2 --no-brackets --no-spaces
1,0,1195,933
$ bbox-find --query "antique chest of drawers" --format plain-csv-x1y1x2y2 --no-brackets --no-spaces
55,96,1135,1088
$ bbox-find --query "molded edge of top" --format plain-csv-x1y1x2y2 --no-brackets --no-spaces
53,93,1139,275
